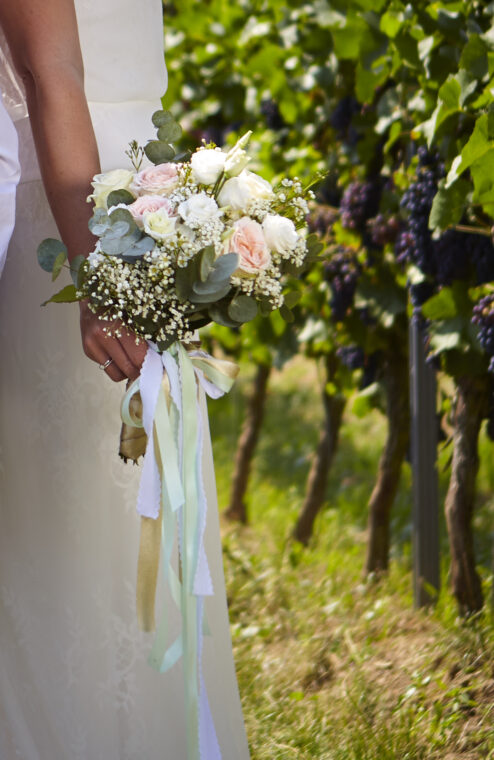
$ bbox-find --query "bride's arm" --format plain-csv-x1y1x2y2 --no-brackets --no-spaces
0,0,146,381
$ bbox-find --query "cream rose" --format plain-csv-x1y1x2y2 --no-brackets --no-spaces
130,163,179,196
88,169,135,209
217,170,273,213
127,195,174,227
190,148,226,185
224,131,252,177
227,217,271,274
143,208,177,242
262,214,298,254
178,192,221,227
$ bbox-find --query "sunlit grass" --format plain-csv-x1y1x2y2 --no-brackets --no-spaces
209,357,494,760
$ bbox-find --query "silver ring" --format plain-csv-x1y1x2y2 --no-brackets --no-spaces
99,358,113,371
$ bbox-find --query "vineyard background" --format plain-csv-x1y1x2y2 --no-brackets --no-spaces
162,1,494,757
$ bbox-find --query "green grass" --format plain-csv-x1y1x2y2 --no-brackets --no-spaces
209,357,494,760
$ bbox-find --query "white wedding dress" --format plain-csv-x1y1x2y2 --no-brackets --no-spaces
0,2,249,758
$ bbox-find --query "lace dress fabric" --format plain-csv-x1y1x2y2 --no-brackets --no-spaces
0,1,249,757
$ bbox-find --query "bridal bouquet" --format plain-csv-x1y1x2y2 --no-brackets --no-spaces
37,111,320,760
39,111,319,348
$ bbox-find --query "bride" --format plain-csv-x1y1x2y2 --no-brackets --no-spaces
0,1,249,758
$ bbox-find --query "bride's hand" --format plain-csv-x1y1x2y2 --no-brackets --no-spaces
79,301,148,382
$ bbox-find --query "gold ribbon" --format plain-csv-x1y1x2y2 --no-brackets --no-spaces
120,348,239,635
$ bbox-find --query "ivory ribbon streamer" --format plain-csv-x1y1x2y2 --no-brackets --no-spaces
121,342,238,760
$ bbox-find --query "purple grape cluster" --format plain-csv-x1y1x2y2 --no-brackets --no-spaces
307,205,338,237
367,214,401,247
324,246,360,321
340,181,380,233
471,235,494,285
398,154,443,275
260,99,285,131
337,345,365,370
472,295,494,372
432,230,471,286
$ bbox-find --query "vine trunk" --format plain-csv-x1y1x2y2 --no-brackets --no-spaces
294,354,345,544
225,362,271,524
445,375,489,614
365,353,410,575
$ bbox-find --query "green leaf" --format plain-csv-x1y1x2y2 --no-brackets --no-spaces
227,295,258,323
379,8,405,38
152,110,175,128
415,76,461,145
144,140,176,165
68,255,85,286
37,238,67,273
208,303,243,328
459,35,488,80
175,259,198,301
429,178,470,232
51,250,67,281
283,291,301,309
428,319,465,354
157,122,183,143
42,284,78,306
445,113,490,187
106,189,135,208
279,304,294,322
421,287,457,320
352,382,381,417
88,209,110,236
190,283,232,303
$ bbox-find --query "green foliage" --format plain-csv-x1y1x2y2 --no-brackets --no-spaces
37,238,67,273
144,110,184,165
162,0,494,384
211,357,494,759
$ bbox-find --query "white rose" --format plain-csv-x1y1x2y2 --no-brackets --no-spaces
218,170,273,213
262,214,298,254
88,169,135,209
143,208,177,242
190,148,226,185
178,192,222,227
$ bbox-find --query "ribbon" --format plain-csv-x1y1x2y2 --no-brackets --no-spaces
121,342,238,760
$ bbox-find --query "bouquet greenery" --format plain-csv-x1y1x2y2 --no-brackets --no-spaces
37,111,321,351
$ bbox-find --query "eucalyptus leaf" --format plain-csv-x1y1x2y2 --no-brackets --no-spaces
107,189,136,208
189,283,232,304
228,295,258,323
208,252,238,280
157,122,183,143
175,266,194,301
88,209,110,235
37,238,67,273
208,303,243,328
152,110,175,128
75,257,89,289
145,140,176,165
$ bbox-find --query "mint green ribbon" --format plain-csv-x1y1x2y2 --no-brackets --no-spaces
121,342,238,760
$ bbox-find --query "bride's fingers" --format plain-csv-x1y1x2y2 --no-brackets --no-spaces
102,336,140,380
117,328,148,373
86,340,126,382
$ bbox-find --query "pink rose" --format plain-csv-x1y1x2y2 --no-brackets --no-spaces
130,163,179,196
127,195,174,226
227,217,271,275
